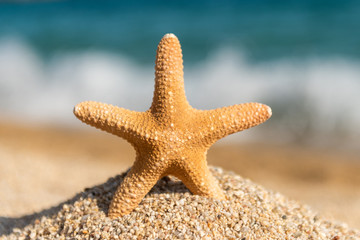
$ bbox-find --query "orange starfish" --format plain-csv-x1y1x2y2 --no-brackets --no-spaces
74,33,272,218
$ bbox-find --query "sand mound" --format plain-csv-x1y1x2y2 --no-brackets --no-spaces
1,167,359,239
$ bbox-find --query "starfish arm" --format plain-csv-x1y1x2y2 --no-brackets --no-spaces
108,159,164,218
150,34,190,123
172,153,226,200
196,102,272,145
74,101,151,142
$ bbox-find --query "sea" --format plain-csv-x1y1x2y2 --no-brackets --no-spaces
0,0,359,148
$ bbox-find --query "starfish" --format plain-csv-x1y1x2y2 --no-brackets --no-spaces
74,33,272,218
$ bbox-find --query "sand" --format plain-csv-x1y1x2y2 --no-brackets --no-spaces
0,120,360,238
2,167,360,239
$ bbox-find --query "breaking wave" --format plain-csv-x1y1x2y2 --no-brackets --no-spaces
1,37,360,147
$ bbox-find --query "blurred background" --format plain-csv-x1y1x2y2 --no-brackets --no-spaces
1,0,360,147
0,0,359,230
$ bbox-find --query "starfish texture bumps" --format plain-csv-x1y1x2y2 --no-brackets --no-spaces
74,33,272,218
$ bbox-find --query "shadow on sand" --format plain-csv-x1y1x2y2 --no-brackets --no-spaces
0,169,190,236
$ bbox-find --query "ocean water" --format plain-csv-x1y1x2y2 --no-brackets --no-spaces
0,0,359,148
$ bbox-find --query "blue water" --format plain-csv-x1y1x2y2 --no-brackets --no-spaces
1,0,360,62
0,0,360,147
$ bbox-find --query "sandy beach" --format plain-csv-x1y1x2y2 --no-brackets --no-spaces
0,119,359,234
2,0,360,238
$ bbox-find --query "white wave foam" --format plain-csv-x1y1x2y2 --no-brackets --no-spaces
1,38,359,146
